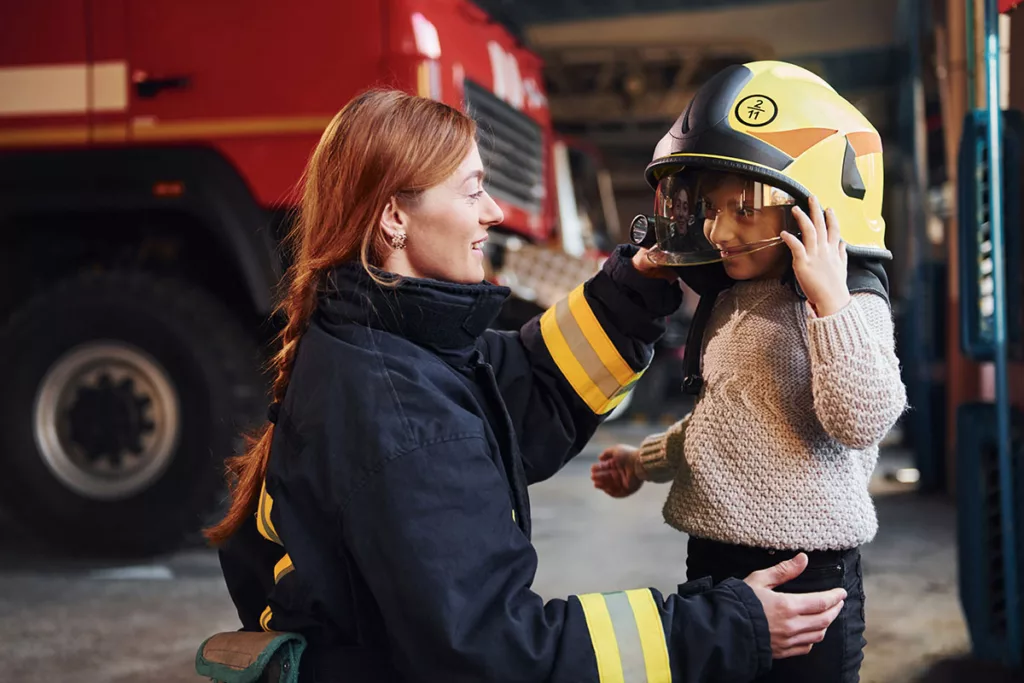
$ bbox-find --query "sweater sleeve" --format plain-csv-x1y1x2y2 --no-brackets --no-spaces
636,415,690,483
806,292,907,449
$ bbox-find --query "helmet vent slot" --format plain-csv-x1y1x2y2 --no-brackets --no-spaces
841,137,867,199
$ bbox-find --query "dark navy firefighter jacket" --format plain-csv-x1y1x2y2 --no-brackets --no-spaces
219,246,772,683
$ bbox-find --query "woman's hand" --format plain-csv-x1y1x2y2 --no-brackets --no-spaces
632,248,679,281
744,553,847,659
781,196,851,317
591,445,644,498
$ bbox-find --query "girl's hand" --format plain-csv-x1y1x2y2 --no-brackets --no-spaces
591,445,644,498
781,196,851,317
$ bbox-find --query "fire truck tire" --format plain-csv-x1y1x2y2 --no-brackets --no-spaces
0,272,264,557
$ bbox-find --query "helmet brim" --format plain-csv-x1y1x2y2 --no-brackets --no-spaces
645,153,892,260
645,154,811,204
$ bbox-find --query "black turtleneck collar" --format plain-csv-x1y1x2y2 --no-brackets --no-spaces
316,262,511,358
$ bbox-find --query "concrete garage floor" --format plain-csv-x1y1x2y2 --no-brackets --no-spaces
0,421,1020,683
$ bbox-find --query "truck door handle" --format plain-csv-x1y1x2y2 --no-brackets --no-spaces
135,75,191,99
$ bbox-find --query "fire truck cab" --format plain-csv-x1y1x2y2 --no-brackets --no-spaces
0,0,617,554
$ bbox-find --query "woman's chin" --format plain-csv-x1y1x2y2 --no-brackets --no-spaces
447,264,486,285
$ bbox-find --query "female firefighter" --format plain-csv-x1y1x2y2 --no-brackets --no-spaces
203,89,847,683
592,61,907,683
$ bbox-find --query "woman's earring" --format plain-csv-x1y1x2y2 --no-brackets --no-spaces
389,232,407,250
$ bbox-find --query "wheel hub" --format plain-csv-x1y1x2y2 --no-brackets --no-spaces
66,374,156,466
33,342,180,500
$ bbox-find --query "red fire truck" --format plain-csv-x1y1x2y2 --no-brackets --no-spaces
0,0,616,555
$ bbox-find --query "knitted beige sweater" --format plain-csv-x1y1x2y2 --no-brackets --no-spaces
637,280,907,551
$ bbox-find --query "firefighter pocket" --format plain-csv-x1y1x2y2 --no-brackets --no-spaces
195,630,306,683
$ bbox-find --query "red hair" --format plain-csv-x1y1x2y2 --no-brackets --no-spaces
204,90,476,545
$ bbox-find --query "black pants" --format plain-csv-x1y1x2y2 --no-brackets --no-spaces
686,537,866,683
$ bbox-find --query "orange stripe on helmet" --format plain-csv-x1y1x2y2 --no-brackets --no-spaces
748,128,838,158
846,131,883,156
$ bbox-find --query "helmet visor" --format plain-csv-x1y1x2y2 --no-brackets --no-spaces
647,169,797,266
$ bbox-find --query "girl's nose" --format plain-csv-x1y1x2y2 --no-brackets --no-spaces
706,214,737,247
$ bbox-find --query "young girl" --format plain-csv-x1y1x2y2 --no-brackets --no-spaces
593,61,907,683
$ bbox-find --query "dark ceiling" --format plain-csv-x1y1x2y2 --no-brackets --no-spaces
471,0,809,29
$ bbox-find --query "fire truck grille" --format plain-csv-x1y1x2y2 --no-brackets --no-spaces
464,80,544,214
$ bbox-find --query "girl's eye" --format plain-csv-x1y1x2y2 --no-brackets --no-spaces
468,190,485,202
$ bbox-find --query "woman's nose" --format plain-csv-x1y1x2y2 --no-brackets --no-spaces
483,192,504,226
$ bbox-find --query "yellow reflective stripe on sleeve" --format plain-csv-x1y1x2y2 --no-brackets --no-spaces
540,284,645,414
578,593,625,683
259,605,273,632
603,592,647,681
626,589,672,682
555,296,623,401
256,481,282,546
578,589,671,683
567,287,635,386
274,554,294,583
604,372,645,412
541,305,607,413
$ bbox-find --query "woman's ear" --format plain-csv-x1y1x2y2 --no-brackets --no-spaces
379,197,409,245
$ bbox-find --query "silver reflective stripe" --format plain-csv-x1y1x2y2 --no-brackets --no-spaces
604,591,648,683
553,297,622,400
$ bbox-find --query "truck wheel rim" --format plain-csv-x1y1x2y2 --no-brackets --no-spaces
33,341,181,500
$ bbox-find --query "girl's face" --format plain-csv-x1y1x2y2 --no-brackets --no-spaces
701,174,792,281
382,142,505,284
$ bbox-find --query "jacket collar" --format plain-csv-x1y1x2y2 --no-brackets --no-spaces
317,262,511,358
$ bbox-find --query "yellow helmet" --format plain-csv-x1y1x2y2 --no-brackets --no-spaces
643,60,888,261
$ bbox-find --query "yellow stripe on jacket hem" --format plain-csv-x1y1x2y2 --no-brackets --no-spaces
256,480,282,546
273,554,295,583
259,605,273,632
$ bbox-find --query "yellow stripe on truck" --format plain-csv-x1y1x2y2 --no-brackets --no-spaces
540,284,644,414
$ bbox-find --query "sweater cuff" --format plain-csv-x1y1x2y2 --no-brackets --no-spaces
806,297,874,366
637,418,686,483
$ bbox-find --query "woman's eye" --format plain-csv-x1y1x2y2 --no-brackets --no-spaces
468,190,485,201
